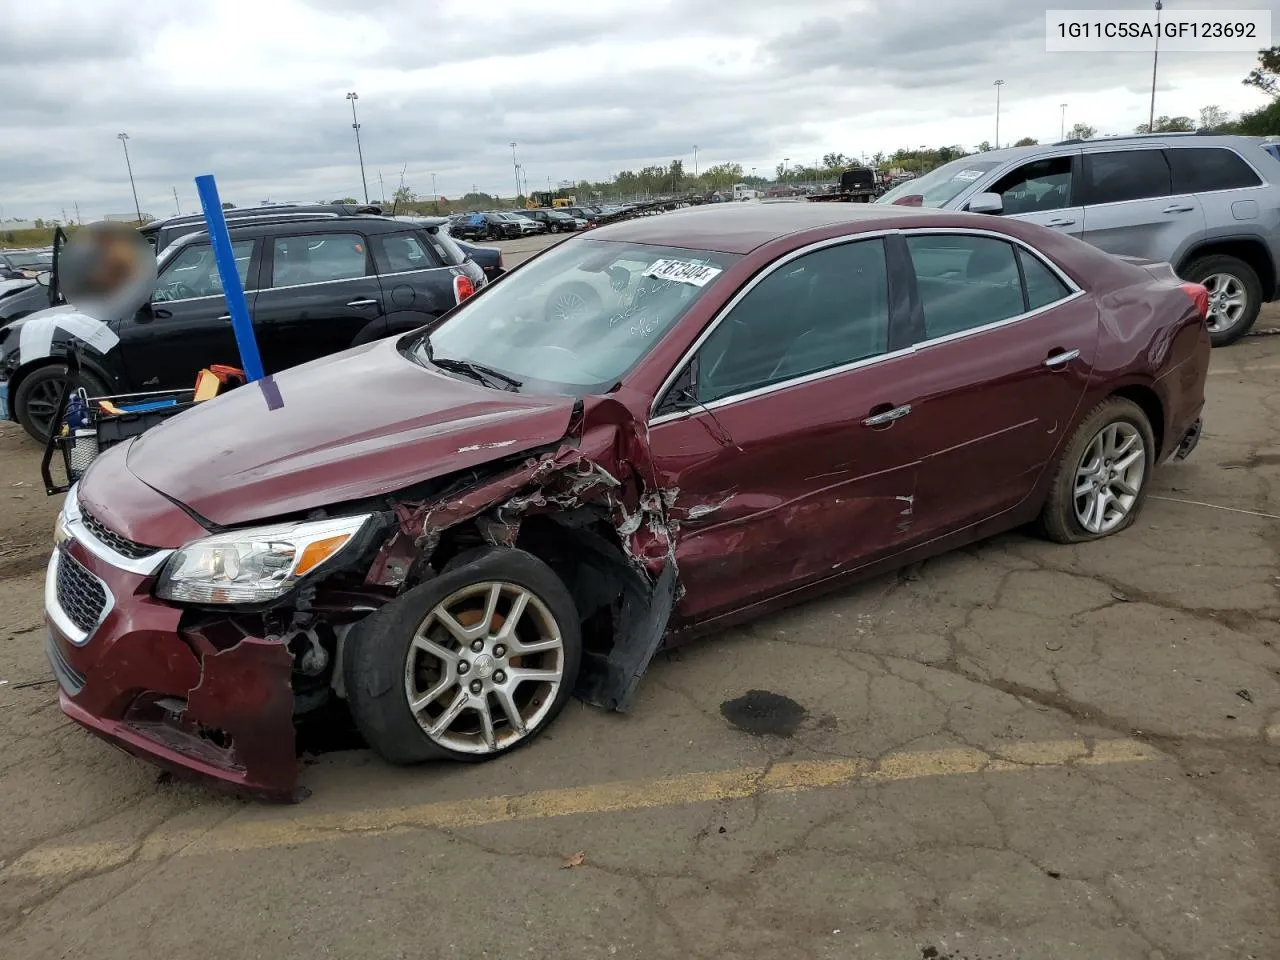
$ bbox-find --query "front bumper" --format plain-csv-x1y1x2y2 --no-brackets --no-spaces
45,490,301,801
1174,417,1202,461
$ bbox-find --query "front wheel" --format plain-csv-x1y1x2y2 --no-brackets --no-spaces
1181,254,1262,347
1038,397,1155,544
14,364,109,443
344,548,582,763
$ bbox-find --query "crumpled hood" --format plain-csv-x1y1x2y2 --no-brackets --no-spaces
126,337,577,526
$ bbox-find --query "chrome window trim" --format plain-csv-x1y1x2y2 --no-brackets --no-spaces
45,548,117,647
647,226,1083,426
59,486,174,576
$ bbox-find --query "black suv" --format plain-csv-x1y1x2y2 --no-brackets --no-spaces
452,213,522,241
519,209,580,233
0,214,486,440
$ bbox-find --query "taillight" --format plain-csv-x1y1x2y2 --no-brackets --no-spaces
1179,282,1209,321
453,273,475,304
892,194,924,207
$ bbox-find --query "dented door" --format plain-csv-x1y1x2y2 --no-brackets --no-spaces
650,358,924,623
646,236,922,624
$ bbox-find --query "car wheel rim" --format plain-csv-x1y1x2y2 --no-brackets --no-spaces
1202,272,1248,333
403,581,564,755
548,289,591,323
1073,421,1146,534
25,377,64,434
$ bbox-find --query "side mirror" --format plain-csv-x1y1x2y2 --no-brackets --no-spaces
36,271,51,287
967,192,1004,215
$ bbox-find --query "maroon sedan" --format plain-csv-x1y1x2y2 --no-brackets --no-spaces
46,203,1210,799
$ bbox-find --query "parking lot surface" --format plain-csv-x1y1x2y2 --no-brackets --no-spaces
1,233,1278,960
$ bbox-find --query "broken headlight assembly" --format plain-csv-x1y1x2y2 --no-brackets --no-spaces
154,514,371,604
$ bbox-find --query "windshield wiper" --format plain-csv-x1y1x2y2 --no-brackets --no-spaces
417,333,523,391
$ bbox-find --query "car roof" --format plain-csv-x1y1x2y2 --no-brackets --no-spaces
587,201,952,254
166,214,418,249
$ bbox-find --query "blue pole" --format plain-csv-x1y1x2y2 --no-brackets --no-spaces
195,174,265,382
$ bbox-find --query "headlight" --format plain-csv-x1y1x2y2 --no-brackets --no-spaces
155,514,371,604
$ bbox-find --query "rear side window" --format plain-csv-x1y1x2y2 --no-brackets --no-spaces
906,235,1025,340
1018,249,1072,310
375,232,441,273
271,233,368,287
423,227,466,266
1169,148,1263,193
1082,150,1171,205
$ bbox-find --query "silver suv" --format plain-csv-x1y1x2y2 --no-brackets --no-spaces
878,133,1280,345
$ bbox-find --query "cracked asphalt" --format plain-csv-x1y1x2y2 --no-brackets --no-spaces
0,244,1278,959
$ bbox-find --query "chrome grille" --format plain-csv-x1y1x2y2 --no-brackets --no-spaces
55,551,108,634
80,508,158,560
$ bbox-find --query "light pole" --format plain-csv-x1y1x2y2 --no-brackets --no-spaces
993,80,1005,149
431,172,438,214
117,133,142,222
1148,1,1164,133
919,145,928,176
510,141,521,203
346,92,369,204
783,158,790,182
1060,103,1068,140
693,145,699,179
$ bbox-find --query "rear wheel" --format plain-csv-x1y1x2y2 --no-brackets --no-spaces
1039,398,1155,544
14,364,108,443
344,548,582,763
1181,254,1261,347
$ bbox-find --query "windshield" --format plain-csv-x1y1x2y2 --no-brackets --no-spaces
10,251,53,269
877,157,1003,207
414,238,740,393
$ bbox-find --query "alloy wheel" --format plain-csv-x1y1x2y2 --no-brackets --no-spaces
1073,421,1146,534
1202,272,1248,334
403,581,565,755
24,377,64,437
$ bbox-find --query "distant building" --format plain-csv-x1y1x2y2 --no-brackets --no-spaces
0,220,41,231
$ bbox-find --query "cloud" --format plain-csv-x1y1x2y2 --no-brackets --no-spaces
2,0,1277,219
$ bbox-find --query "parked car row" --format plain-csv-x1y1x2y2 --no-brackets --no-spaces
448,209,588,240
42,199,1210,798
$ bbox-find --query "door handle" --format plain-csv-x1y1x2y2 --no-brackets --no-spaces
862,403,912,428
1045,217,1076,227
347,298,379,308
216,314,232,322
1044,349,1080,369
1162,204,1195,214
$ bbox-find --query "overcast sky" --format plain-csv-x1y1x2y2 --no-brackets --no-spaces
1,0,1276,220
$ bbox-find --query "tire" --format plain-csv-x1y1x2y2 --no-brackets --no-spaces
1181,254,1262,347
14,364,109,443
1038,397,1156,544
343,547,582,765
543,282,601,323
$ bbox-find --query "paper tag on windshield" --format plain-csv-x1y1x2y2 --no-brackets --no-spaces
643,259,722,287
952,169,984,182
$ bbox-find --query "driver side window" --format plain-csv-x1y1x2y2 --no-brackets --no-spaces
154,240,256,302
694,239,890,404
987,157,1073,216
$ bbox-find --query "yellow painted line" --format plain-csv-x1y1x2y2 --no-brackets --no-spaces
5,738,1155,880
